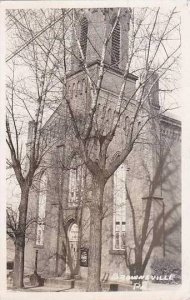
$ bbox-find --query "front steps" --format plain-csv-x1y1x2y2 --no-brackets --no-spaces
44,277,133,291
45,277,87,290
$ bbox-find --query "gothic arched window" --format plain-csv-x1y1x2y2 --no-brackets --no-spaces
36,172,47,246
68,165,84,207
111,20,121,68
124,116,129,132
77,80,82,95
82,78,86,94
80,17,88,60
113,164,126,250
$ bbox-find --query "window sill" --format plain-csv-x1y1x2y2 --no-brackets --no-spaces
109,249,125,255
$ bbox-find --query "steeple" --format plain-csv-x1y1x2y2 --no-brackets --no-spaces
70,8,131,72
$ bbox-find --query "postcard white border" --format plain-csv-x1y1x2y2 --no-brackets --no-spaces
1,1,190,300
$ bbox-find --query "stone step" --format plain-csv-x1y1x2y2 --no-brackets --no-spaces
44,277,133,291
45,277,76,289
44,278,89,290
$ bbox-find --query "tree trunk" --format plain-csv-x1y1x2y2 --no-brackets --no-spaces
13,237,25,288
87,179,105,292
134,251,143,285
13,186,29,288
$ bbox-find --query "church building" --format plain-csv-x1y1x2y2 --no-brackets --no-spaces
24,8,181,286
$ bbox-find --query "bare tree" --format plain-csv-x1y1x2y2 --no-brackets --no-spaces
6,9,68,288
58,7,180,291
6,205,39,243
6,7,180,291
123,128,181,283
55,149,86,279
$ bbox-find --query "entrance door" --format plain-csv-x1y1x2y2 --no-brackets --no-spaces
68,223,79,270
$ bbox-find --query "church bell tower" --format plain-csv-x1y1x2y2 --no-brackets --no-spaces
70,8,131,72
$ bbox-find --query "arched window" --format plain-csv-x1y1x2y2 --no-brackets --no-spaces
82,78,86,94
36,173,47,246
111,19,121,68
106,108,112,123
100,105,106,121
80,17,88,61
96,103,101,117
77,80,82,95
124,116,129,132
68,165,84,207
113,164,126,250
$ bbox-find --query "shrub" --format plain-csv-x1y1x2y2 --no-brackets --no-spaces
150,257,181,284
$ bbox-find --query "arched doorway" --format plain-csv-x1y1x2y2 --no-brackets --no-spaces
68,223,79,270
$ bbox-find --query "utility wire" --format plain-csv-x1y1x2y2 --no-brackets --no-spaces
6,9,72,63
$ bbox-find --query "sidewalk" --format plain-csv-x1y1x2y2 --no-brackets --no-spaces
8,286,84,292
7,282,181,292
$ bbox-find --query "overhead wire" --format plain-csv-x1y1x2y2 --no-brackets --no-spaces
6,9,72,63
